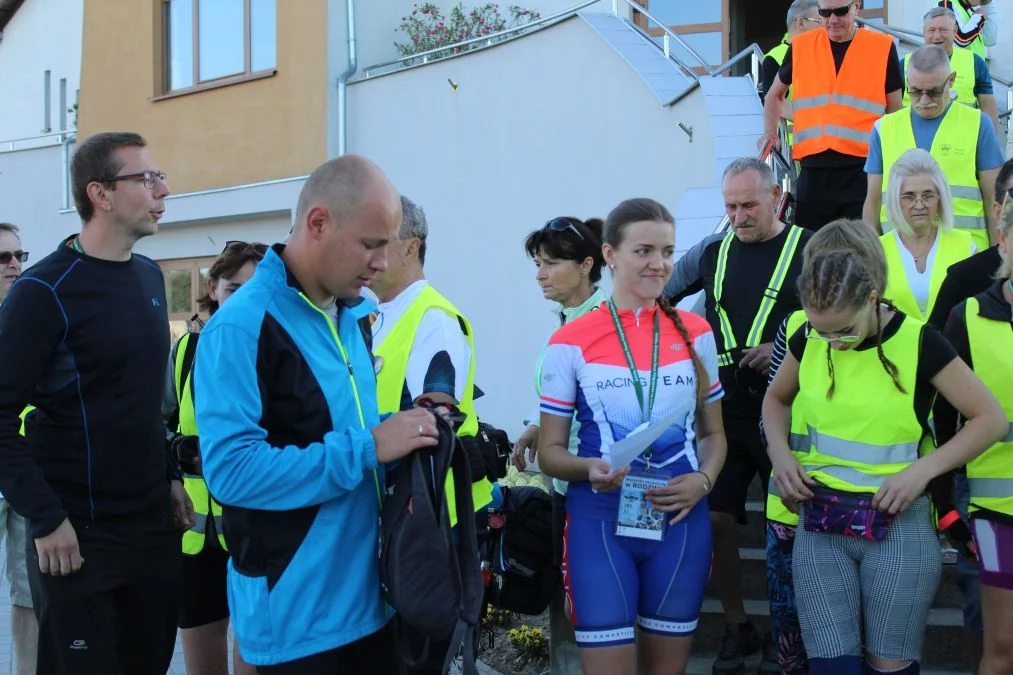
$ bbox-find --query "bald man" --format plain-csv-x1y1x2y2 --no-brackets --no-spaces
193,155,441,674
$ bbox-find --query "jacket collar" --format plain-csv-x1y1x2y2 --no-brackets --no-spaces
263,244,374,319
555,287,605,324
974,280,1013,322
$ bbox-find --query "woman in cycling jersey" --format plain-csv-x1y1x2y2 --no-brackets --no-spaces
538,198,727,675
763,237,1005,675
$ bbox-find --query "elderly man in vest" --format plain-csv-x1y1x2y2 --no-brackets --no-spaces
761,0,903,232
760,0,822,107
937,0,998,61
902,7,1001,136
863,45,1004,252
368,195,496,674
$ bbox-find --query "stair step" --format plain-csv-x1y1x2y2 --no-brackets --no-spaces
682,655,973,675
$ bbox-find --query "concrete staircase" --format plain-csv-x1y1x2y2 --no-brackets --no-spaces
687,481,978,674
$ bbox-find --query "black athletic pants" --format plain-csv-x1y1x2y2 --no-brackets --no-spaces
27,498,181,675
794,163,868,232
257,623,400,674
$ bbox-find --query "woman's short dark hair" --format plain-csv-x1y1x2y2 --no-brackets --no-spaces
523,217,605,283
197,242,266,315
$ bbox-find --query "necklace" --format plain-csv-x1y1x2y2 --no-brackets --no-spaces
904,228,937,265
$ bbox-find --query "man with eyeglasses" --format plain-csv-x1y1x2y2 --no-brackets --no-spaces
761,0,903,233
666,158,812,675
0,223,40,675
863,45,1004,253
0,132,192,675
902,7,1001,136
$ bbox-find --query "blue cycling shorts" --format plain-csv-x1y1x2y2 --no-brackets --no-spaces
562,501,712,648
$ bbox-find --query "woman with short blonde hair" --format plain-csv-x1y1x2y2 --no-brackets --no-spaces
881,149,975,321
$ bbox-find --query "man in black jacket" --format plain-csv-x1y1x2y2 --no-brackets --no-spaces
0,132,193,675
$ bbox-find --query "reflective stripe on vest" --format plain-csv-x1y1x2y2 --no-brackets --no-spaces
791,27,894,160
713,227,804,367
879,102,987,250
880,228,975,321
765,310,809,526
797,313,925,494
902,50,977,108
173,333,229,555
946,0,987,60
373,285,493,525
964,297,1013,517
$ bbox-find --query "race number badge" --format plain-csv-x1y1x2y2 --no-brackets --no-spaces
616,469,668,541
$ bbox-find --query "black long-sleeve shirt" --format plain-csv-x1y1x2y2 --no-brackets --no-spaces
0,238,173,538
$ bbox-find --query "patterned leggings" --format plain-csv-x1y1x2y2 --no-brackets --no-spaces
766,520,809,675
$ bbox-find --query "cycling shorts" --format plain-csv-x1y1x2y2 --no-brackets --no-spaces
562,500,711,648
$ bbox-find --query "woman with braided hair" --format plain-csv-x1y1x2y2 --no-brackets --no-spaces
762,235,1006,675
537,198,727,674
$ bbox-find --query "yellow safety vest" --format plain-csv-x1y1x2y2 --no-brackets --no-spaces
948,0,988,60
174,332,228,555
881,228,975,321
879,102,987,251
766,39,794,145
964,297,1013,518
902,49,977,108
713,226,805,367
797,313,926,493
373,285,493,526
766,310,809,527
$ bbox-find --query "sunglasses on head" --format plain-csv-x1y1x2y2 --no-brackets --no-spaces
818,0,855,18
544,218,585,241
0,251,28,265
221,241,269,257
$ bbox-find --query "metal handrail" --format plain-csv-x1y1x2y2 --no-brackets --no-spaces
362,0,601,77
0,131,69,152
612,0,713,76
855,17,924,48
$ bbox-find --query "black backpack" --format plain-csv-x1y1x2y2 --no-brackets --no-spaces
487,486,559,616
380,415,484,675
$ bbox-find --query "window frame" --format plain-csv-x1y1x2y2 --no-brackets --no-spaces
158,0,276,98
159,256,217,341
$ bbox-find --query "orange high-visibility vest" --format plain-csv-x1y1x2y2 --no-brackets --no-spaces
792,27,894,160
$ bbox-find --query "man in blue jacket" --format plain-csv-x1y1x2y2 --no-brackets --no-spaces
194,154,441,673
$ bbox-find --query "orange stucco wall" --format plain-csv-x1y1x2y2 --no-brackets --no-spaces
77,0,329,194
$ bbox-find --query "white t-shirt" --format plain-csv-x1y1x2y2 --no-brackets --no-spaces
893,229,977,316
372,280,472,404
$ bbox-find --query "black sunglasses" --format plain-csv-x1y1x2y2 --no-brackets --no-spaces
0,250,28,265
222,241,269,257
818,0,855,18
544,218,585,241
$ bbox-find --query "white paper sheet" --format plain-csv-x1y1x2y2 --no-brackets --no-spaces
605,403,691,470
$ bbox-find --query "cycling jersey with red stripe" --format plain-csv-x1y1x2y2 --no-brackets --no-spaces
538,304,723,520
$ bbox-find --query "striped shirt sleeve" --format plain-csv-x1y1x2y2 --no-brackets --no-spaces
538,343,580,418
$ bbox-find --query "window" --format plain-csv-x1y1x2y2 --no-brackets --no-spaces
162,0,276,93
159,257,216,343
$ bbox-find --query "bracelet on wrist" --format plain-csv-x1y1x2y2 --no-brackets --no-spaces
696,470,713,493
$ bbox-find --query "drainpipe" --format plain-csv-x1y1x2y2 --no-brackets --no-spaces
336,0,357,156
61,132,76,211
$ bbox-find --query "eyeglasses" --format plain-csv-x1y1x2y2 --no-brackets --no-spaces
799,16,823,24
221,241,269,257
0,251,28,265
817,0,855,18
806,326,864,345
907,85,948,100
900,191,940,207
544,217,585,241
102,171,168,190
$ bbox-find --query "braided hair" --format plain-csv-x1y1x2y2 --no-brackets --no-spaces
798,250,905,400
657,295,710,406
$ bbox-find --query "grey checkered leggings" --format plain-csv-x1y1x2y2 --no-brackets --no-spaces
793,496,941,662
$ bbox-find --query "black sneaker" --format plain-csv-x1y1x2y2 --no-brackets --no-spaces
712,622,762,675
759,633,781,674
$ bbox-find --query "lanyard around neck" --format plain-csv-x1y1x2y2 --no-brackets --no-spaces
606,298,660,425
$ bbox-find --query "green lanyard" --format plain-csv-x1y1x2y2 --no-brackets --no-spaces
70,236,85,254
607,298,661,428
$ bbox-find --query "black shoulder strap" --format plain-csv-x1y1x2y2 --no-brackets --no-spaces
442,427,483,675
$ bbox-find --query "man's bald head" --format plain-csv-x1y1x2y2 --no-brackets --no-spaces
294,154,398,229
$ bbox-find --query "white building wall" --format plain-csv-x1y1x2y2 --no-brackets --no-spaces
346,16,715,432
0,0,83,141
0,144,73,260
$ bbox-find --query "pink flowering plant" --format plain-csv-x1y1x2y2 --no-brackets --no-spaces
395,2,541,60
